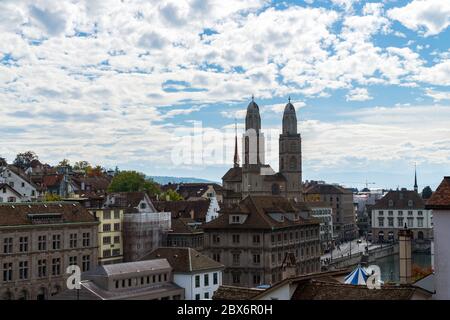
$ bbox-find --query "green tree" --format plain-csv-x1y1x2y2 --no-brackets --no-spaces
57,159,72,169
421,186,433,199
73,161,90,171
161,189,183,201
107,171,161,195
45,193,61,201
13,151,38,170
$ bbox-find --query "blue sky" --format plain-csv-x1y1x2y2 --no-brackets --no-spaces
0,0,449,190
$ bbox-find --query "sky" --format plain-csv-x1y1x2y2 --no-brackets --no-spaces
0,0,449,190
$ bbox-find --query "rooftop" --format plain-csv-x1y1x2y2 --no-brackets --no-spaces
426,177,450,210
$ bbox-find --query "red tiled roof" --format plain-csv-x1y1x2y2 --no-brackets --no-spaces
426,177,450,210
372,190,425,210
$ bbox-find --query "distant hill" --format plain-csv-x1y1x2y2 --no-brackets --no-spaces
147,176,217,185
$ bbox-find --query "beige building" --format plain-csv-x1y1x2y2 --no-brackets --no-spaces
202,195,321,288
90,208,124,265
0,202,99,300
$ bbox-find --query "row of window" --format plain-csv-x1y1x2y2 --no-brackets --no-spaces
378,217,425,228
212,230,319,246
101,210,121,220
102,249,121,258
378,210,423,216
114,273,167,289
194,273,219,288
102,223,121,232
2,233,91,254
2,255,90,282
103,235,121,245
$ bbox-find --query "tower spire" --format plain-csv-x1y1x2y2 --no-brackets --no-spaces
414,163,418,193
233,118,240,167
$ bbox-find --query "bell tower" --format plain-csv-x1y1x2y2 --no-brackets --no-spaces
279,97,302,199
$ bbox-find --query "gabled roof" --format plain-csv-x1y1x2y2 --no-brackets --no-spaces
169,218,203,234
41,174,64,188
3,165,38,189
105,192,156,213
372,190,425,210
176,183,222,199
222,167,242,182
0,202,97,227
202,195,319,230
86,259,171,277
154,199,211,221
141,247,224,273
0,183,23,198
71,175,111,192
426,177,450,210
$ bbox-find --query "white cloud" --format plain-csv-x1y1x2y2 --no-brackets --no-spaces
388,0,450,36
425,88,450,101
345,88,372,101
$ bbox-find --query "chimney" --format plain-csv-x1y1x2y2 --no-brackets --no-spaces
399,225,413,284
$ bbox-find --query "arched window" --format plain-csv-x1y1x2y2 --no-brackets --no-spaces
280,157,284,170
418,231,424,240
378,231,384,242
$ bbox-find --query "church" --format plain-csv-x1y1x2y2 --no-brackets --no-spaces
222,98,303,208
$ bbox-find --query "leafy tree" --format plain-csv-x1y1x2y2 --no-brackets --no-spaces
13,151,38,170
107,171,161,195
161,189,183,201
57,159,72,169
421,186,433,199
73,161,90,171
86,165,104,177
44,193,61,201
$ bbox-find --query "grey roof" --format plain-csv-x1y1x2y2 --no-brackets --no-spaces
87,259,171,277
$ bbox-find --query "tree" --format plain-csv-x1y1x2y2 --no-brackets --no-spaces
44,193,61,202
107,171,161,195
0,157,7,167
13,151,38,170
421,186,433,199
73,161,90,171
161,189,183,201
57,159,72,169
86,165,104,177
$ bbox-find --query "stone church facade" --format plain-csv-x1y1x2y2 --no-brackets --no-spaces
222,98,302,207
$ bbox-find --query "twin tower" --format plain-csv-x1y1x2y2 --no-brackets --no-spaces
222,98,302,206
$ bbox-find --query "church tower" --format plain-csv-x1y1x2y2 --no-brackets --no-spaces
243,96,265,167
279,98,302,199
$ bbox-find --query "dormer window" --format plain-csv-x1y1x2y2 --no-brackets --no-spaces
140,203,146,209
231,215,240,223
388,200,393,207
408,200,413,207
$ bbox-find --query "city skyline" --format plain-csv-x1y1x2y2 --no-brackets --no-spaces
0,0,449,190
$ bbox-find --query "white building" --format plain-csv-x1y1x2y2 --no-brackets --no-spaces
205,196,220,222
426,176,450,300
0,165,39,201
0,183,24,203
371,189,432,242
306,202,333,251
142,247,225,300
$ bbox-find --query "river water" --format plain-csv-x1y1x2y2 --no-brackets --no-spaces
374,252,432,282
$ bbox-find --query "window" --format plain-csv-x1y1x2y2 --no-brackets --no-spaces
253,254,261,264
204,292,209,299
388,217,394,227
284,233,287,241
418,211,423,216
195,275,200,288
232,234,240,244
398,217,404,228
417,218,424,228
231,215,240,223
114,223,120,231
378,211,384,215
3,263,12,282
253,274,261,285
398,211,403,216
295,232,299,240
213,235,220,244
195,294,200,300
104,211,111,219
114,236,120,244
19,237,28,252
69,256,77,266
232,253,240,265
232,273,240,284
82,255,90,272
204,274,209,286
277,234,282,242
388,200,393,207
52,234,61,250
114,210,120,219
103,236,111,245
408,200,413,207
408,211,413,216
388,211,393,216
82,233,91,247
253,234,260,244
103,224,111,232
271,235,275,243
213,273,218,285
52,258,61,276
69,233,78,248
38,235,47,251
407,217,414,228
112,249,121,256
21,182,25,188
278,252,282,262
103,249,111,258
3,237,13,254
19,261,28,280
378,217,384,227
38,259,47,277
212,253,221,262
140,203,146,209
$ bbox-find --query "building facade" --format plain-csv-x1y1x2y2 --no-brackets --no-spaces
0,203,99,300
306,202,333,252
222,99,303,208
0,165,39,202
304,182,357,241
371,189,433,243
90,208,124,265
202,195,321,288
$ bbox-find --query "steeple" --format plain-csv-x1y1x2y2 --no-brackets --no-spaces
414,163,418,193
245,96,261,132
282,98,297,135
233,119,240,167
